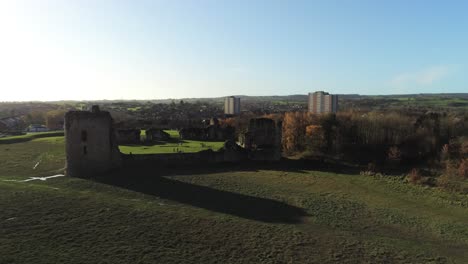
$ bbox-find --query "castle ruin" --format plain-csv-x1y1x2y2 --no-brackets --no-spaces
241,118,282,161
65,106,122,177
116,129,141,144
65,106,282,178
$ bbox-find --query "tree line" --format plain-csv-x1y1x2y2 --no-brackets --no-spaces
282,110,466,162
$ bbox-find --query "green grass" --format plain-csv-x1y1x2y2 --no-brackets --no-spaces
0,131,64,144
119,130,225,154
1,138,468,263
164,129,181,138
127,106,142,111
0,136,65,180
384,96,468,108
119,140,224,154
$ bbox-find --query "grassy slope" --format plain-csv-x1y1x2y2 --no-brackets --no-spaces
0,136,65,179
0,131,64,144
1,138,468,263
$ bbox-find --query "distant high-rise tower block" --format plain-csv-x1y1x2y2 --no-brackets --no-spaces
224,96,241,115
308,91,338,114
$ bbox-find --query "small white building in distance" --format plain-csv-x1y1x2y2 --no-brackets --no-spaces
308,91,338,114
224,96,241,115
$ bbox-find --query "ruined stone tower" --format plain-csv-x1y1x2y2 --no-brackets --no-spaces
241,118,282,161
65,106,122,177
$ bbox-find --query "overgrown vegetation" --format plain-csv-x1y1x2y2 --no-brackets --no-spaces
278,110,468,193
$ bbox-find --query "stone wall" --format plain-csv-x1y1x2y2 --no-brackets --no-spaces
146,128,170,142
65,106,122,177
123,146,247,166
179,125,235,141
242,118,282,161
65,110,281,177
116,129,141,144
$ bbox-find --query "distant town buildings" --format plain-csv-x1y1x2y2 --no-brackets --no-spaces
0,116,24,132
224,96,241,115
308,91,338,114
27,124,49,132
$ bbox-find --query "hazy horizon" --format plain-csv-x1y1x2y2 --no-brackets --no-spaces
1,1,467,101
2,92,468,104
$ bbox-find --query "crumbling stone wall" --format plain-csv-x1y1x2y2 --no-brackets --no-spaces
123,140,247,166
223,139,248,162
146,128,170,142
241,118,282,161
116,129,141,144
65,106,122,177
179,125,234,141
179,127,205,140
65,109,281,178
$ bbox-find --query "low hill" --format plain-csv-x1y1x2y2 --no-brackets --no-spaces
1,136,467,263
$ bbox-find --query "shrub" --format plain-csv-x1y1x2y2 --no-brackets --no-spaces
387,146,401,161
408,168,422,185
437,161,467,193
461,140,468,158
440,144,449,162
458,159,468,179
367,162,377,172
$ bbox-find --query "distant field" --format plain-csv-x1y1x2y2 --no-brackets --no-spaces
127,106,142,111
119,130,225,154
392,97,468,107
336,95,468,112
0,131,64,144
365,96,468,108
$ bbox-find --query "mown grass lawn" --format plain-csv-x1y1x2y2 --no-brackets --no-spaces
119,140,225,154
1,137,468,263
119,130,225,154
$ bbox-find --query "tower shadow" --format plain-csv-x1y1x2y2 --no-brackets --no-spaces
96,166,308,224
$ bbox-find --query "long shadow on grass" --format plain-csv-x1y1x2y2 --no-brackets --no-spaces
96,166,308,224
125,158,362,177
120,138,189,147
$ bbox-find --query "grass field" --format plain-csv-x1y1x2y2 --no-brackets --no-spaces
119,130,225,154
395,97,468,107
376,96,468,108
119,140,225,154
0,131,64,144
1,137,468,263
0,130,224,154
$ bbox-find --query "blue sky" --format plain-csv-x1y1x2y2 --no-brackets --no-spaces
0,0,467,101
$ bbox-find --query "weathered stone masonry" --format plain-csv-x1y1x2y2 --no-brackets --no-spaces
65,107,282,178
65,106,122,177
241,118,282,161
